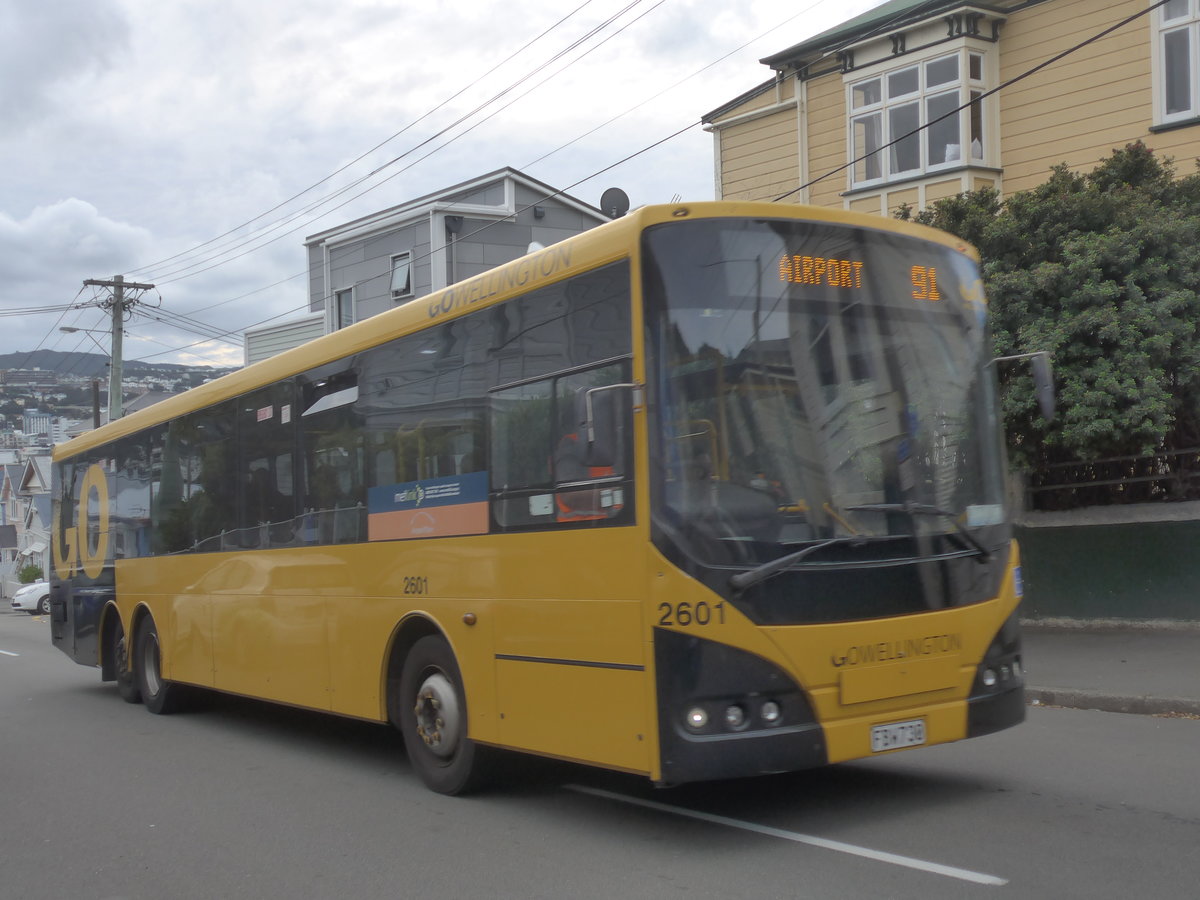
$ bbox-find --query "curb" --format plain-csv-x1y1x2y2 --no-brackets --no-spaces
1026,687,1200,717
1022,617,1200,633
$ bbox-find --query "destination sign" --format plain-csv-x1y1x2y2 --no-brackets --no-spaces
911,265,941,301
779,254,863,289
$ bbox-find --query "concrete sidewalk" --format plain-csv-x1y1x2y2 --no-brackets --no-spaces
1021,622,1200,717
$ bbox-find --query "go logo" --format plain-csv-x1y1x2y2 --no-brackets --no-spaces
53,463,110,579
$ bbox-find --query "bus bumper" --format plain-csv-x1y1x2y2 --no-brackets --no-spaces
966,683,1025,738
654,629,827,784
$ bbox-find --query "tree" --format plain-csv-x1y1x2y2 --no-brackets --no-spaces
897,144,1200,503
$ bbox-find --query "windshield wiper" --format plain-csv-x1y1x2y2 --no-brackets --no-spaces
844,502,991,562
729,537,865,592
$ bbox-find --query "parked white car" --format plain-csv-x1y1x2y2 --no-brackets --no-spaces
11,581,49,615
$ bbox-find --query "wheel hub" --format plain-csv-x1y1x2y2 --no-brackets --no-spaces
413,672,460,759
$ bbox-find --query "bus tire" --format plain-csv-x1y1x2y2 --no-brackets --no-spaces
134,617,184,715
395,635,488,795
114,617,142,704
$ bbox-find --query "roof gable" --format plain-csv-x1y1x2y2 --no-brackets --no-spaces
760,0,1024,71
304,166,607,247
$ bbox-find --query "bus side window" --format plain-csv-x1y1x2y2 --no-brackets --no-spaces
299,369,366,545
489,363,632,531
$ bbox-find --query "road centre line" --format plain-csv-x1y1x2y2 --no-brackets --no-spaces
565,785,1007,887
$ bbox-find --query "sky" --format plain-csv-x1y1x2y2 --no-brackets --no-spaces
0,0,884,370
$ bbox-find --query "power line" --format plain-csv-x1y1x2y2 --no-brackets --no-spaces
128,116,700,364
9,286,89,373
148,0,657,285
130,302,313,363
109,1,837,352
524,0,841,169
125,0,602,280
136,1,653,284
0,304,79,318
151,0,667,287
115,2,908,358
142,0,859,329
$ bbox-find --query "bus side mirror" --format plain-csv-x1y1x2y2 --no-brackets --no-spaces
1031,351,1055,422
991,350,1056,423
582,384,637,471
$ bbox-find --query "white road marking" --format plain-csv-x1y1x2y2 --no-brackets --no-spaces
566,784,1007,887
0,650,19,657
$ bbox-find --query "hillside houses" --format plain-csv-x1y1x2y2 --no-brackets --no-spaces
0,451,51,598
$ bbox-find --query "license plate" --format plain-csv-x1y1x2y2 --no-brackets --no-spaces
870,718,926,752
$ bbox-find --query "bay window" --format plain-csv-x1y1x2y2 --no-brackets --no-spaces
849,50,987,187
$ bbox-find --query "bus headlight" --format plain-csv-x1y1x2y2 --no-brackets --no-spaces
685,707,709,731
760,700,782,725
972,609,1023,696
723,704,746,729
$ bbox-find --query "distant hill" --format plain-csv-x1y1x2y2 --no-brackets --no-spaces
0,350,233,379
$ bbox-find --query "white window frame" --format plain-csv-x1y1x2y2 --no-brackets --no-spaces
1153,0,1200,125
847,48,989,188
390,252,413,300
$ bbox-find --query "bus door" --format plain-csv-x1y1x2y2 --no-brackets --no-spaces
487,368,650,773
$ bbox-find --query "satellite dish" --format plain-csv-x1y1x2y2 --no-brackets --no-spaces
600,187,630,219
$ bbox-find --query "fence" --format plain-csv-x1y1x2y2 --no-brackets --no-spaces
1023,447,1200,511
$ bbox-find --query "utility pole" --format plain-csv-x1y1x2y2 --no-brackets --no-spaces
81,275,154,421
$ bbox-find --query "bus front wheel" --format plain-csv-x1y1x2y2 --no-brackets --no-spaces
395,635,487,795
134,618,184,715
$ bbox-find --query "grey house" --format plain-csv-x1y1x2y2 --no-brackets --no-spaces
245,168,611,364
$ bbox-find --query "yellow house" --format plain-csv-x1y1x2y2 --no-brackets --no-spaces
703,0,1200,216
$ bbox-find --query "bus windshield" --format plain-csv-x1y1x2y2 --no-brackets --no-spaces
643,217,1009,623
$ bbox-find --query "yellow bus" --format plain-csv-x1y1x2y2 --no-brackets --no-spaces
51,201,1024,794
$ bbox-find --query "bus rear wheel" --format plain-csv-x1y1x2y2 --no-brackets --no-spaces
134,618,184,715
395,635,488,795
114,618,141,704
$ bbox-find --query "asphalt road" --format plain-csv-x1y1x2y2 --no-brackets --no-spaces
3,608,1198,899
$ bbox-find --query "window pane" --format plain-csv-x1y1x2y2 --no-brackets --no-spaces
491,380,553,490
970,91,984,160
554,364,627,484
926,92,961,165
888,102,920,173
1164,0,1189,22
852,78,881,108
390,255,411,295
969,53,983,82
1164,28,1192,115
240,384,298,549
335,289,353,328
852,113,882,181
841,301,874,383
181,401,238,552
887,67,918,98
926,55,959,88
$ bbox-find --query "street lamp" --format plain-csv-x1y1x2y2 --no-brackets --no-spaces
59,325,111,354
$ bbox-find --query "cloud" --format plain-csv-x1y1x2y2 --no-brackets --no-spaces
0,1,129,132
0,199,150,285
